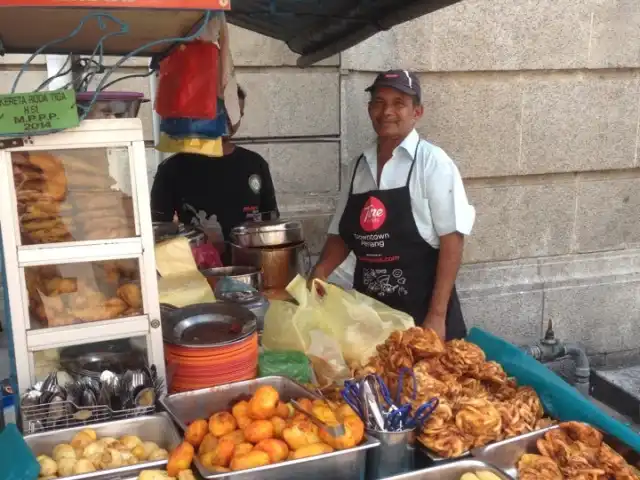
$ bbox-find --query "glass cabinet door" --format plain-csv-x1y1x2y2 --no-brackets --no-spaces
10,147,138,246
24,259,144,330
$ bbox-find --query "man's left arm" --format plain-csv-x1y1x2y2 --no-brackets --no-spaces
422,149,476,337
258,157,280,219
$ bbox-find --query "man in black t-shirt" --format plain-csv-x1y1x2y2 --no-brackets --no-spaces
150,86,279,244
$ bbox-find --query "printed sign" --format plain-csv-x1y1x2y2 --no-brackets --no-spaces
0,0,230,9
360,196,387,232
0,89,79,135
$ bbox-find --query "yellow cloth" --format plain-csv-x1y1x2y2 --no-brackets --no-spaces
156,134,223,157
155,237,215,307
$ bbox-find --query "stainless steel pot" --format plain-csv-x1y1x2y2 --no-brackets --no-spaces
230,241,311,290
199,266,262,292
230,219,303,248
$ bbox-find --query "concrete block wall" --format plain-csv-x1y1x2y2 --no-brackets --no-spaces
1,0,639,362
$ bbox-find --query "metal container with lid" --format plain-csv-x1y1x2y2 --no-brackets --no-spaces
231,219,303,248
200,266,262,292
161,302,257,348
215,290,269,331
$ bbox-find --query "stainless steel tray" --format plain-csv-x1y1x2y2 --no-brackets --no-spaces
160,375,318,430
381,459,512,479
160,376,381,480
469,426,556,479
470,424,640,479
24,413,182,480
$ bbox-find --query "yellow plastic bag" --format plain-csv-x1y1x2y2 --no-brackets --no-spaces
262,275,414,367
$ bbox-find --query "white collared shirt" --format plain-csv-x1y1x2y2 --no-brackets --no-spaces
328,129,476,249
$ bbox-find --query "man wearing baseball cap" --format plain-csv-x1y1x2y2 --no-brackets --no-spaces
309,69,476,340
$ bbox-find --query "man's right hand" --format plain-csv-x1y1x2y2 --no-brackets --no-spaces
306,269,327,296
306,234,350,296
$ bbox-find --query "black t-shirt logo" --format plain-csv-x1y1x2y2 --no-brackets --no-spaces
248,174,262,194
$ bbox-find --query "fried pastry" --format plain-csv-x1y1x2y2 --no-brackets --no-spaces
517,454,563,480
441,339,486,375
455,398,502,446
402,326,445,357
411,361,449,398
117,283,142,309
418,423,472,458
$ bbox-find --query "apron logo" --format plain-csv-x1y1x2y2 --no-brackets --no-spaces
360,196,387,232
248,174,262,194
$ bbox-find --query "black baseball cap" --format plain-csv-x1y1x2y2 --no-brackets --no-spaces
365,69,422,102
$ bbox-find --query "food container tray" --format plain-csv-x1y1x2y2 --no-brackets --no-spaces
470,424,640,479
160,376,381,480
24,412,182,480
380,459,512,479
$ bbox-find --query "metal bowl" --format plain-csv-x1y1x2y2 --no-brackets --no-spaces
230,219,303,248
199,266,262,292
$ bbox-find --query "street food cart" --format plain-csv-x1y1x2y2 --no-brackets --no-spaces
0,1,639,479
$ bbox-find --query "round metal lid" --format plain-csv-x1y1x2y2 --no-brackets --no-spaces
161,302,257,348
232,219,302,235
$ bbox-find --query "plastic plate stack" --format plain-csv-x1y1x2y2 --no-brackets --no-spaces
162,302,259,393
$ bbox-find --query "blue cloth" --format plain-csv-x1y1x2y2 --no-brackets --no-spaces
467,327,640,452
160,97,229,139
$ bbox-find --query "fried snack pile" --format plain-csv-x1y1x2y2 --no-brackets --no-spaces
36,428,169,479
13,151,135,245
25,260,143,327
182,385,365,474
353,327,553,458
517,422,639,480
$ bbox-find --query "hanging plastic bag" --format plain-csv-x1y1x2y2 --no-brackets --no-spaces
156,134,223,157
258,351,312,384
155,40,219,119
262,275,414,369
160,98,229,140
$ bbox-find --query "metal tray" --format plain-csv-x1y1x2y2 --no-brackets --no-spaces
380,459,513,479
160,376,381,480
470,424,640,479
417,443,471,463
160,376,318,430
24,413,182,480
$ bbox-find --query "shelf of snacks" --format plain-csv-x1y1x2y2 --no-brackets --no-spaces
0,119,165,396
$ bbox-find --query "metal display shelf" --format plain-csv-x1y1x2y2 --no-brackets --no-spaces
0,1,230,57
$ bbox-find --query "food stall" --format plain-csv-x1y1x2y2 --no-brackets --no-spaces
1,1,640,479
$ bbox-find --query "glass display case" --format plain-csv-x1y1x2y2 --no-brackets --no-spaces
0,119,164,398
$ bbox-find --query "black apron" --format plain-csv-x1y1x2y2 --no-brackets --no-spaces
338,142,467,340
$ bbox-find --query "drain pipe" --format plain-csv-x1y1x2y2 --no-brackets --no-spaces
522,320,591,394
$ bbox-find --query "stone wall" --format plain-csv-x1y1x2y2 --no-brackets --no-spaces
1,0,639,361
340,0,640,362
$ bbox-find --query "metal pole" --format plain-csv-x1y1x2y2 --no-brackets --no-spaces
148,67,164,169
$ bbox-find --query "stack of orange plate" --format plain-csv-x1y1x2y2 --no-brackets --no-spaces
165,333,258,393
162,302,259,393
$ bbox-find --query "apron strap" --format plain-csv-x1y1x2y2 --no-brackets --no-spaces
406,140,421,187
348,154,366,195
